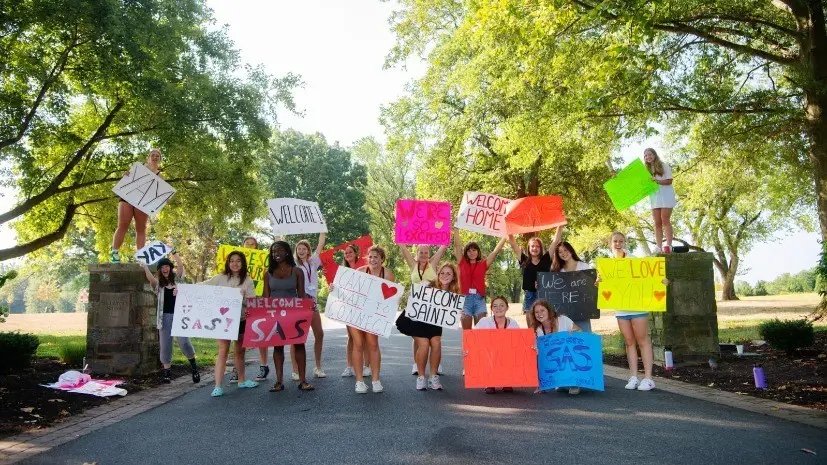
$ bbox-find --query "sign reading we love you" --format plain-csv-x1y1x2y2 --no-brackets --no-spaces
267,198,328,236
537,332,604,392
455,192,512,237
395,199,452,246
324,266,403,338
171,284,243,340
596,257,667,312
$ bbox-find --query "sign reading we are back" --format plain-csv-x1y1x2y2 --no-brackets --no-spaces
596,257,667,312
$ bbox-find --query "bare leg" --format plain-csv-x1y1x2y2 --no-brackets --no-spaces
293,343,307,382
661,208,674,248
259,347,269,366
652,208,664,250
233,341,247,382
310,312,324,369
632,317,654,379
215,340,231,388
365,333,381,381
429,337,442,377
346,333,354,368
617,319,638,378
414,337,429,377
473,313,487,326
273,346,285,384
350,328,366,382
461,314,473,330
112,202,134,251
525,311,535,330
133,209,149,250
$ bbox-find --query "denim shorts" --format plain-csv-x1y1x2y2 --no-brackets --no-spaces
616,313,648,320
572,319,592,333
523,290,538,312
463,293,488,317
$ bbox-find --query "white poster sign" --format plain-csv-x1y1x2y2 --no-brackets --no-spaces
171,284,242,340
324,266,403,338
135,241,172,265
454,191,512,237
112,162,176,217
267,198,328,236
405,283,464,330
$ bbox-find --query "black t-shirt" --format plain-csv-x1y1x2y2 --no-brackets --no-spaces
163,287,176,314
520,252,551,292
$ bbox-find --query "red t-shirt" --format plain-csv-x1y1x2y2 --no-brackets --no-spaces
458,258,489,296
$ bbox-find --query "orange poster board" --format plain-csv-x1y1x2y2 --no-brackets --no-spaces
504,196,567,235
318,235,373,285
463,329,539,388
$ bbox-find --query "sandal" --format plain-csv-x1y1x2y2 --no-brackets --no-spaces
269,382,284,392
298,382,315,391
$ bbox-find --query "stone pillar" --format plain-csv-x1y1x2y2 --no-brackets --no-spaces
87,263,159,376
650,252,721,366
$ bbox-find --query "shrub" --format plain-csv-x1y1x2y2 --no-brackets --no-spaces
758,319,815,354
58,341,87,367
0,332,40,372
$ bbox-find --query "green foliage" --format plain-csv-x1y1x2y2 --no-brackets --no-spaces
0,269,18,322
753,281,769,296
735,281,754,297
57,341,86,367
0,332,40,372
758,319,815,354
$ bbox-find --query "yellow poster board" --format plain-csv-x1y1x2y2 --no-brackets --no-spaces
214,245,269,297
596,257,667,312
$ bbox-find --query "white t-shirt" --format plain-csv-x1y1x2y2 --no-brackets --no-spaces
475,316,521,329
534,315,575,337
297,255,322,298
560,261,591,272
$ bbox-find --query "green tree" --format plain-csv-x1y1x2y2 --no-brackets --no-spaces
0,0,298,260
754,280,770,296
735,280,754,297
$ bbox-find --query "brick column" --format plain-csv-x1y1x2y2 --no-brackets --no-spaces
649,252,721,366
86,264,159,376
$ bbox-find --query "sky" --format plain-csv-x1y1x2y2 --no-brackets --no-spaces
0,1,819,284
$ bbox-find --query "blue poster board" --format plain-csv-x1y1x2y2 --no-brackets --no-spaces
537,332,604,391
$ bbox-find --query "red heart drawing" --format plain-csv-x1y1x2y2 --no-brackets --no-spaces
219,307,230,315
653,291,666,301
381,283,398,300
602,291,612,301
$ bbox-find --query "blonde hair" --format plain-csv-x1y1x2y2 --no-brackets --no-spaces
429,262,460,294
367,245,387,262
295,239,312,265
644,148,665,177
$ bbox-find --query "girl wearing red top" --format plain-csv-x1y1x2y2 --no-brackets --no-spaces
452,228,507,329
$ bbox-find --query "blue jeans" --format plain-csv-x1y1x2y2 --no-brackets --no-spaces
573,319,592,333
463,293,488,317
523,291,538,312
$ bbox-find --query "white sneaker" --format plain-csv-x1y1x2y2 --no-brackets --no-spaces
314,367,327,378
568,387,581,395
363,366,372,377
625,376,640,390
437,364,444,375
411,364,418,376
355,381,368,394
341,366,355,377
372,380,384,393
416,376,427,391
428,375,443,391
637,378,656,391
291,371,300,381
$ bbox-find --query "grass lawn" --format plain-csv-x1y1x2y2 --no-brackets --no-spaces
35,334,219,367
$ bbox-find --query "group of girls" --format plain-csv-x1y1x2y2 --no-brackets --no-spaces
126,147,676,396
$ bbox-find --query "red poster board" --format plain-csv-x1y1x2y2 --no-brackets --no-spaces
463,329,539,388
242,298,315,347
504,196,567,235
318,235,373,285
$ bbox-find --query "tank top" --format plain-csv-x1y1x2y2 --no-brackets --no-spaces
410,263,437,284
366,267,386,279
268,266,299,298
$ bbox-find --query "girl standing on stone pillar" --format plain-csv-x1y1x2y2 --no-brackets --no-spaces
644,148,678,253
140,254,200,384
111,148,162,263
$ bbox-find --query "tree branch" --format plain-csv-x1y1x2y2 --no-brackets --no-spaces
653,22,797,65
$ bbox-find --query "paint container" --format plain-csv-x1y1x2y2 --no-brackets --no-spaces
753,364,766,390
664,348,674,370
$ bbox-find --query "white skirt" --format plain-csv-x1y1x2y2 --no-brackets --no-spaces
649,185,677,209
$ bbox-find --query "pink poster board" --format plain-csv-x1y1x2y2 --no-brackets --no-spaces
394,199,452,246
242,297,315,347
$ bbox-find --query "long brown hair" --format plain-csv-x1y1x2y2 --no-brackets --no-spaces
550,241,582,272
463,242,482,262
295,239,313,265
521,237,545,267
429,262,460,294
530,299,559,333
644,147,665,177
223,251,248,284
343,244,359,268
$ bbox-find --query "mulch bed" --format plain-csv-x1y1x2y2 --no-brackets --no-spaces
0,359,197,440
605,332,827,411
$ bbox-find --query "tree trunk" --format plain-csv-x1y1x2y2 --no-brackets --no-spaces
801,2,827,242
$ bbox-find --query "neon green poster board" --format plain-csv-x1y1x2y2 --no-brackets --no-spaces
603,159,659,211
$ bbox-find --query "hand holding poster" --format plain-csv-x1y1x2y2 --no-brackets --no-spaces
171,284,242,340
395,199,452,246
596,257,667,312
455,192,512,237
324,266,403,338
603,159,659,211
242,298,315,348
537,332,604,391
267,198,328,236
215,245,268,296
112,162,176,217
504,196,567,235
405,283,464,330
318,235,373,285
537,270,598,321
135,241,172,265
463,329,538,388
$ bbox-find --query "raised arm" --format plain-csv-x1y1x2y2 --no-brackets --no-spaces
508,235,522,261
172,253,185,281
398,245,416,268
453,228,464,263
486,237,507,266
430,245,448,269
551,225,564,251
139,262,158,288
314,233,327,257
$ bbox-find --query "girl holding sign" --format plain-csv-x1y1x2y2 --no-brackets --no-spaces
530,299,583,394
111,148,162,263
453,229,507,329
607,232,656,391
644,148,677,253
551,237,594,333
508,227,563,329
288,234,327,381
398,244,447,376
263,241,314,392
474,296,520,394
139,255,200,385
202,251,259,397
341,243,371,378
352,245,396,394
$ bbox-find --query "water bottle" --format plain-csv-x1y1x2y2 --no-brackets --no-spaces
664,348,674,371
753,364,766,390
